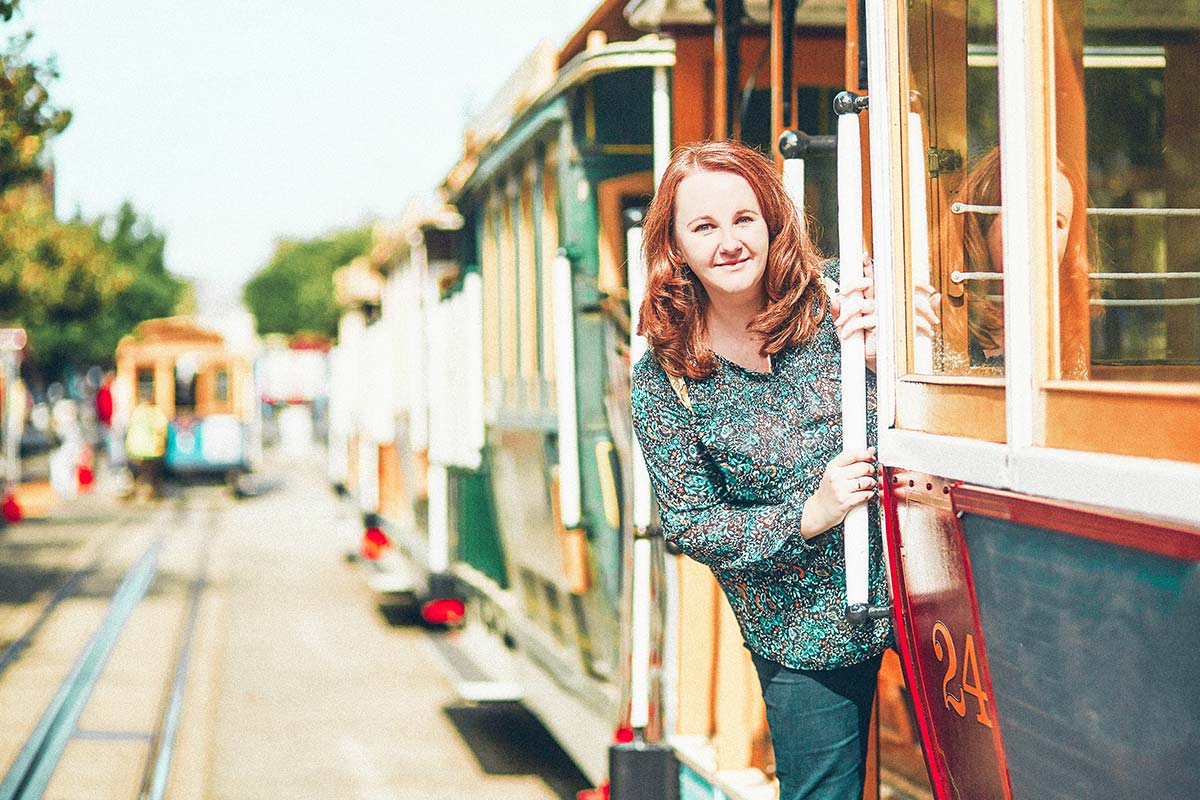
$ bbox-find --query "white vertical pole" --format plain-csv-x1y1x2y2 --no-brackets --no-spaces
782,157,807,217
427,463,449,573
552,252,581,529
836,101,869,611
652,66,671,187
627,63,672,737
627,224,652,731
3,351,19,493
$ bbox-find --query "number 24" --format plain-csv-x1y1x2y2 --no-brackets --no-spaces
931,621,995,728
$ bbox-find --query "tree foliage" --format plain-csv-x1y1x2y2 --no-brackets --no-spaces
243,226,372,339
0,192,186,378
0,9,186,381
0,29,71,192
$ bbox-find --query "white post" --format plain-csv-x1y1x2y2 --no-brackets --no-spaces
551,252,582,529
836,97,870,613
627,222,653,732
427,463,449,573
0,329,28,496
652,66,671,188
782,157,806,217
3,351,19,493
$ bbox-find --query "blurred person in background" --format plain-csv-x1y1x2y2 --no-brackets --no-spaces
125,400,167,500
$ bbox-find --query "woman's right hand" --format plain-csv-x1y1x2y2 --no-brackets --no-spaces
800,447,877,539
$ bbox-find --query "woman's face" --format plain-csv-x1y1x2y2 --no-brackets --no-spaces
672,169,771,308
983,170,1075,268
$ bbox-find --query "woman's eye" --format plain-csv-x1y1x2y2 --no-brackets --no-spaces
736,216,754,224
693,223,713,232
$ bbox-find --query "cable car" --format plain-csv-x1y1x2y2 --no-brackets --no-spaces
115,316,257,480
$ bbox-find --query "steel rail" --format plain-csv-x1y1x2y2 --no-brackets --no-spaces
0,536,164,799
0,511,137,678
138,503,216,800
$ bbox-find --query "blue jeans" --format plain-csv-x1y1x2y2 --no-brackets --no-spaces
751,651,883,800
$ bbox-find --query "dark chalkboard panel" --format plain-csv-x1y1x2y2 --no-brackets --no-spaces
961,514,1200,800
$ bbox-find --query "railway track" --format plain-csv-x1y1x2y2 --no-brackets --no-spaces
0,491,221,800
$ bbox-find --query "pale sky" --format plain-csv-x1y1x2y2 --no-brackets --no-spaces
17,0,600,312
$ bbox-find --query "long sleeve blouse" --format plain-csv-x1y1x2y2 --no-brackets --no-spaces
630,266,893,670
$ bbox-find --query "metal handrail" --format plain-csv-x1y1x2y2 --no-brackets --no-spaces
950,202,1200,217
1091,297,1200,307
951,270,1200,285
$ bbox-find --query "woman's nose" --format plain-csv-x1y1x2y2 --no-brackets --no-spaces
718,228,741,254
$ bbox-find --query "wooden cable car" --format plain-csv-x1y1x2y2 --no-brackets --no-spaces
115,316,256,478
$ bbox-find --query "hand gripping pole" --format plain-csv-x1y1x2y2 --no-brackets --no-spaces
834,91,890,627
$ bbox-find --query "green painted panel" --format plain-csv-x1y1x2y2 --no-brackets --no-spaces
452,465,508,589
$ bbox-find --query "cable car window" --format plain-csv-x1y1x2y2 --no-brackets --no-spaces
215,367,229,404
136,366,155,403
908,0,1006,377
1052,1,1200,383
175,353,199,415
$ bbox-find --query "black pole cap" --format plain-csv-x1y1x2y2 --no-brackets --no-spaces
833,90,869,115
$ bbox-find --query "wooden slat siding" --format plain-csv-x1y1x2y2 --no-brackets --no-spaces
770,0,784,169
894,379,1006,442
596,173,654,299
519,165,540,407
713,0,728,140
671,33,715,145
346,434,359,495
500,182,519,408
1164,41,1200,362
481,198,501,399
155,361,173,418
674,557,719,737
377,443,404,521
540,148,559,394
712,589,765,771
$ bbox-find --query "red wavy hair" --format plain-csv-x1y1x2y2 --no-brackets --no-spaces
637,140,827,379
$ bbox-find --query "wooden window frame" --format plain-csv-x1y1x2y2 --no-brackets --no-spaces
889,0,1008,443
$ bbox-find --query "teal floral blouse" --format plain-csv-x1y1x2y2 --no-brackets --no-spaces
630,264,893,670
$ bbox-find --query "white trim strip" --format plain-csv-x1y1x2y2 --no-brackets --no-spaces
866,0,899,428
552,252,582,528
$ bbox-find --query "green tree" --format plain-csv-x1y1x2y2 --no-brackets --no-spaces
243,226,372,338
92,201,188,354
0,187,129,376
0,29,71,191
0,192,187,379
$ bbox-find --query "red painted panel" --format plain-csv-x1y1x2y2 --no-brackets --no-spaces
950,484,1200,561
883,469,1013,800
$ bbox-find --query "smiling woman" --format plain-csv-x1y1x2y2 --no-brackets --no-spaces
631,140,890,800
637,140,830,382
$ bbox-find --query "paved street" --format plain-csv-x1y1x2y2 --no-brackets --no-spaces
0,448,590,800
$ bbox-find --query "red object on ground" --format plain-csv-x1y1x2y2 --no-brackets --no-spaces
77,444,95,491
613,726,635,744
576,783,610,800
360,526,389,560
2,493,21,523
420,597,465,626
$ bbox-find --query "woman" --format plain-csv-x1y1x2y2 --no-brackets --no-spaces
950,146,1091,376
630,140,892,799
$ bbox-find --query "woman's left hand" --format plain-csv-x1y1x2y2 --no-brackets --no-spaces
832,254,878,373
